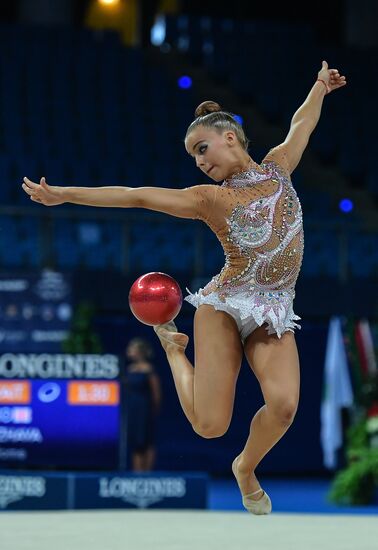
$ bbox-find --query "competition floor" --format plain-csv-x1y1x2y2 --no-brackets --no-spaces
2,509,378,550
1,479,377,550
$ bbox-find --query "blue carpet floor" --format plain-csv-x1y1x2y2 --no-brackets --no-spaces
209,478,378,515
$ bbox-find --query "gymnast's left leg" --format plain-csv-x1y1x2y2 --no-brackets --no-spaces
232,326,300,512
154,304,243,437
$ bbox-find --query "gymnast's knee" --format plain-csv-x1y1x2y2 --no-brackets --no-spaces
270,400,298,427
192,419,229,439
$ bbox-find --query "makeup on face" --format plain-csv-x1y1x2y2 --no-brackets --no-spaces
185,131,225,180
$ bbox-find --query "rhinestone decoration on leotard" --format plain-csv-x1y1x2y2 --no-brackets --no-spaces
185,157,304,338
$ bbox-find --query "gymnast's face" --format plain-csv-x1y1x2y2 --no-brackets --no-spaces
185,127,243,182
126,343,142,361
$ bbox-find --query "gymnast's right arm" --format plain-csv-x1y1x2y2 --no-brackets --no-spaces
22,176,214,220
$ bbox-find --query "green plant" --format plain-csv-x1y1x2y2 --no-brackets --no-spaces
328,320,378,505
61,301,103,353
328,448,378,505
345,415,369,451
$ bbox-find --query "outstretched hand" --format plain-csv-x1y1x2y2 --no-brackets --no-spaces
22,177,65,206
318,60,347,93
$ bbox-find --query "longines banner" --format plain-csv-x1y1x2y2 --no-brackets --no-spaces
75,473,208,509
0,473,68,510
0,472,208,510
0,271,72,352
0,354,120,379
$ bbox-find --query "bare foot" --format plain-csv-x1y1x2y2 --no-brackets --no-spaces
154,323,189,353
232,455,264,501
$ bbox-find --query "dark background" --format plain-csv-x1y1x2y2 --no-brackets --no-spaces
0,0,376,477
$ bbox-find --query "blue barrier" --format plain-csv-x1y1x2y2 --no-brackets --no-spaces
0,471,69,510
0,470,209,511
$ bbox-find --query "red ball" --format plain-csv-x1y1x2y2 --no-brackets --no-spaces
128,272,183,326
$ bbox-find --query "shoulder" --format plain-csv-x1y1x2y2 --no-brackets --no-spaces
186,184,218,198
261,145,292,178
141,362,157,375
185,184,219,221
127,362,155,374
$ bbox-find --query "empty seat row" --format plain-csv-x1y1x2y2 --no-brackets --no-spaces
0,214,376,277
162,15,378,197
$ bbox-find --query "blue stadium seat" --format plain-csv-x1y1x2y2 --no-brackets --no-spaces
0,156,13,203
128,221,195,273
0,20,372,277
348,232,378,277
301,230,339,277
0,216,41,267
53,218,123,270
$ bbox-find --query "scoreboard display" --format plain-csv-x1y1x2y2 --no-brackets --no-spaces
0,356,122,470
0,272,123,470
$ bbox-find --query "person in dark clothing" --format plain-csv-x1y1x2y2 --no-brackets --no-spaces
124,337,161,471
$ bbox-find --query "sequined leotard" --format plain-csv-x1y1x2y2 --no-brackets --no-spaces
184,146,304,341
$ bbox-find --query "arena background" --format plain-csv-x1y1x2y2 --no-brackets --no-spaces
0,1,377,547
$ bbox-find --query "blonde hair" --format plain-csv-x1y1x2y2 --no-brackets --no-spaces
185,100,249,151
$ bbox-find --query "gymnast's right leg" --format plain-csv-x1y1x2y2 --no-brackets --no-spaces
155,304,243,438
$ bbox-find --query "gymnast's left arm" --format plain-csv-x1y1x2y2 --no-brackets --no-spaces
22,177,213,220
270,60,346,174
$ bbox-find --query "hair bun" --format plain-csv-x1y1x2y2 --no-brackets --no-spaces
194,101,222,118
